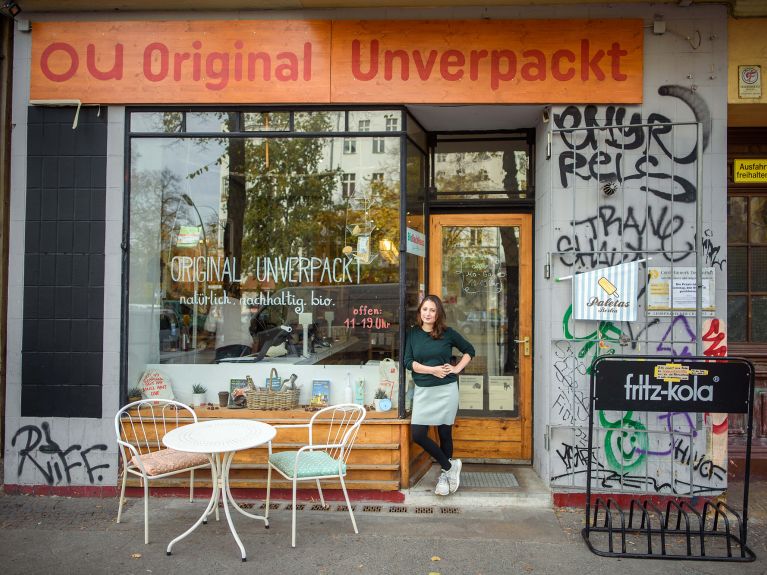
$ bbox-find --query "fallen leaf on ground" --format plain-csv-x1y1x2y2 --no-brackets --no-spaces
131,553,142,559
431,556,441,561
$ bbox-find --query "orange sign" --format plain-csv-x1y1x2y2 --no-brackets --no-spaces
31,19,643,105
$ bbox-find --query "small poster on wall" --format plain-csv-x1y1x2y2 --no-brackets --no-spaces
647,267,715,316
458,375,483,410
489,376,514,411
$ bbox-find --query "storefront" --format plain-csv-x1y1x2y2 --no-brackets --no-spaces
4,5,732,500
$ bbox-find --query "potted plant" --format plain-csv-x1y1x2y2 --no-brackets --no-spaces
127,386,142,403
373,388,391,411
191,384,207,407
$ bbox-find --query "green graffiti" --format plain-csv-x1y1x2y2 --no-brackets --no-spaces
599,410,648,472
562,304,624,373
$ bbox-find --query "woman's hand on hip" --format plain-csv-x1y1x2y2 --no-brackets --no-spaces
431,364,452,378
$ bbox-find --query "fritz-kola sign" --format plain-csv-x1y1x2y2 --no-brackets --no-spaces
593,357,751,413
30,19,643,105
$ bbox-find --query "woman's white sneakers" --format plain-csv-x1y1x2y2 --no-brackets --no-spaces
435,470,450,496
435,459,462,496
447,458,462,493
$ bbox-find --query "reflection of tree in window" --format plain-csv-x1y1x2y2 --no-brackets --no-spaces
237,113,343,284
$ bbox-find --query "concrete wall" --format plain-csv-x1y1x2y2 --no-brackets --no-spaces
537,5,729,494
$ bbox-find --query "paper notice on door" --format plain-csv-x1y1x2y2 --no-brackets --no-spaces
489,376,514,411
458,375,483,410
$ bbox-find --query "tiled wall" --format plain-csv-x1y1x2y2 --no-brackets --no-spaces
21,107,106,418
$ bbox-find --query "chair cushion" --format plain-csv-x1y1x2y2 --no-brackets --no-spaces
131,448,209,476
269,450,345,479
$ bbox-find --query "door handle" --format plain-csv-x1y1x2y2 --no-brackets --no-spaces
514,336,530,357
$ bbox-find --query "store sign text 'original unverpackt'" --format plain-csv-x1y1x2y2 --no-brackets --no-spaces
30,19,643,104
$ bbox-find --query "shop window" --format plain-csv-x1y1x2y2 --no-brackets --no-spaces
127,110,402,386
373,138,385,154
432,133,532,200
243,112,290,132
131,112,183,133
728,193,767,342
344,139,357,154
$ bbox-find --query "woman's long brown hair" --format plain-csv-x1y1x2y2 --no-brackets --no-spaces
417,294,448,340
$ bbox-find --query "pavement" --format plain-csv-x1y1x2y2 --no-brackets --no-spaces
1,469,766,575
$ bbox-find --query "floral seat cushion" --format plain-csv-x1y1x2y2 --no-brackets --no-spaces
269,450,345,479
131,448,209,476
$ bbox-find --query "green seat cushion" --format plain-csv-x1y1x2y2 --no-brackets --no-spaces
269,450,345,479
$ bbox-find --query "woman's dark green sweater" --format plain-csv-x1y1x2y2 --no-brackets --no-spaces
403,326,475,387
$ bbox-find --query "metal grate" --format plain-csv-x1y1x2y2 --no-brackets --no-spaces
310,504,331,511
284,503,305,511
461,471,519,488
414,506,434,514
388,506,408,513
440,506,461,514
361,505,383,513
336,504,356,512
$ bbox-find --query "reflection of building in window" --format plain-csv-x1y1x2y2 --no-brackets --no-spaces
470,228,483,246
371,172,384,183
436,153,448,162
341,173,356,198
358,119,370,132
385,117,398,131
373,138,385,154
344,138,357,154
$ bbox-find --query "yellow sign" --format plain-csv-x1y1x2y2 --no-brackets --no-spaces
734,159,767,183
654,363,689,383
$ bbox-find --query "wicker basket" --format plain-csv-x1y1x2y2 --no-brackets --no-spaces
246,388,300,410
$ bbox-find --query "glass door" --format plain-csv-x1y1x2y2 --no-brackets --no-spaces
429,213,532,461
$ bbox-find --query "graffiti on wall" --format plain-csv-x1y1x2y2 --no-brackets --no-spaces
11,422,110,485
548,85,730,494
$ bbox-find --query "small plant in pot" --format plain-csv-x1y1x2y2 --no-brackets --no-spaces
373,388,391,412
191,384,208,407
127,387,142,403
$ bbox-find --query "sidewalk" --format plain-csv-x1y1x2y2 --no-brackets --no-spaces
0,478,765,575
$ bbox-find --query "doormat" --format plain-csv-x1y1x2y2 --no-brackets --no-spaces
461,471,519,488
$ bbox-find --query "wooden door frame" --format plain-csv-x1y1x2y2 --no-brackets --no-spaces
428,213,533,461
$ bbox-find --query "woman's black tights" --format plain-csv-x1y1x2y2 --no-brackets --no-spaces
411,424,453,471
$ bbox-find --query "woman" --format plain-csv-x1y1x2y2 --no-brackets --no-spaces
404,295,475,496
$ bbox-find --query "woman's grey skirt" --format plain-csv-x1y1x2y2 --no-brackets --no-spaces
410,381,459,426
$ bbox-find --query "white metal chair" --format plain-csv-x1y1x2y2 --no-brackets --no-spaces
115,399,212,544
265,403,366,547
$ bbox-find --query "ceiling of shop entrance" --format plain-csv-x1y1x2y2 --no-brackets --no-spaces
12,0,767,18
407,105,542,132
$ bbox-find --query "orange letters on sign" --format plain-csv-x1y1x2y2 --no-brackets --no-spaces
31,20,332,104
331,20,643,104
30,19,643,105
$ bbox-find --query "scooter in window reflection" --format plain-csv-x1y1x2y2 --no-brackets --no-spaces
216,325,301,364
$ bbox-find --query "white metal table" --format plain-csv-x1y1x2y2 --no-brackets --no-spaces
163,419,277,561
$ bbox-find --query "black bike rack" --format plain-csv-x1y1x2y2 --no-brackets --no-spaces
582,355,756,562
